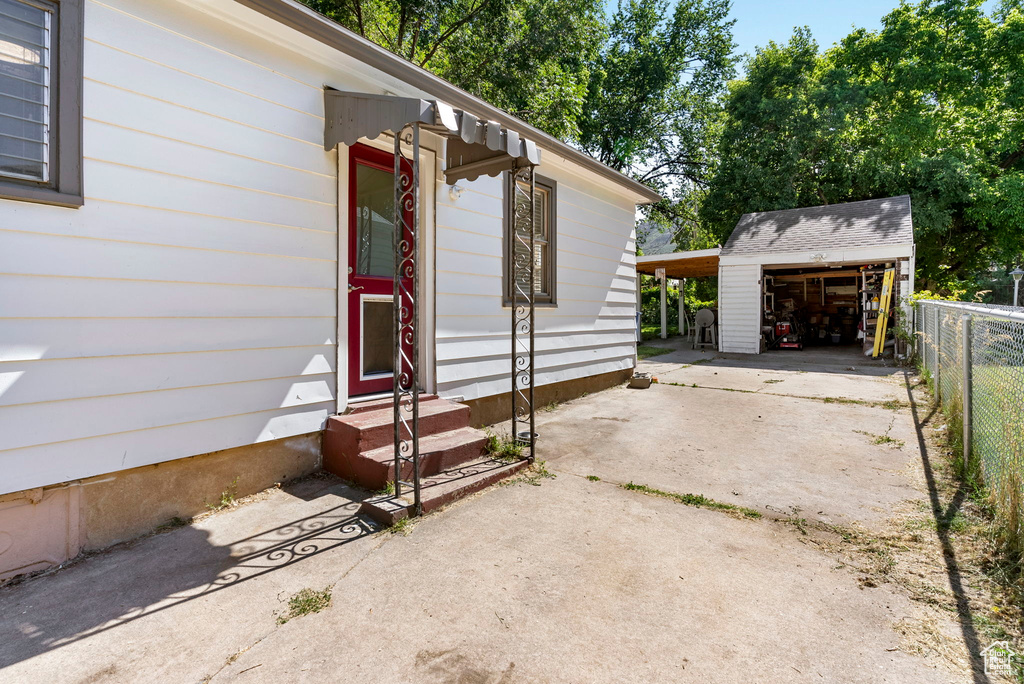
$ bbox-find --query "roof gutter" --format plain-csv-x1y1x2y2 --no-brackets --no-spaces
232,0,663,204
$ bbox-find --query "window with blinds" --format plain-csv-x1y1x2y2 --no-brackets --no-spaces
0,0,52,184
505,174,557,306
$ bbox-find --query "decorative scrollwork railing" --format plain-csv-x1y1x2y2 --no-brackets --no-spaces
510,163,536,462
393,123,421,514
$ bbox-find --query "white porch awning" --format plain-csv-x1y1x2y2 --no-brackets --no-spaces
323,90,541,182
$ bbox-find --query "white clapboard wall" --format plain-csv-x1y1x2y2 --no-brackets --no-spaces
0,0,357,494
433,165,638,402
717,264,762,354
0,0,641,495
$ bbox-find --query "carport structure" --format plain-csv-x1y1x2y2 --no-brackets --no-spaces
635,247,720,340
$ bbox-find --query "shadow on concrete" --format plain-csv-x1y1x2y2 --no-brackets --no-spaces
0,479,378,669
903,371,989,684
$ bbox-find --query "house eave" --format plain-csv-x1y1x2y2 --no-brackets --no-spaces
231,0,663,205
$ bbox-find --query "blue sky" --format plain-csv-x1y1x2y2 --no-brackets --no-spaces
604,0,999,66
726,0,903,60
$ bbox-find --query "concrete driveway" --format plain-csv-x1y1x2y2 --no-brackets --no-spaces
0,343,974,683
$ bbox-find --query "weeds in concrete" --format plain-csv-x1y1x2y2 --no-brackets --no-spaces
762,379,784,384
524,461,556,486
854,420,906,449
277,587,332,625
207,478,239,512
586,475,601,482
388,517,415,536
484,429,525,462
376,481,395,496
620,482,762,519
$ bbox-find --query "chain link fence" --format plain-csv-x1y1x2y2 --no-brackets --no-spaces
916,300,1024,552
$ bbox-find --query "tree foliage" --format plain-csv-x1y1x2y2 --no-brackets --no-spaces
701,0,1024,293
305,0,606,139
303,0,735,201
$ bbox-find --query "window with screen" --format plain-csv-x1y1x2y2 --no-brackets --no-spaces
504,174,556,306
0,0,81,205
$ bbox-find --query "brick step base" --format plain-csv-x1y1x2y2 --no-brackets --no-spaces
360,456,530,525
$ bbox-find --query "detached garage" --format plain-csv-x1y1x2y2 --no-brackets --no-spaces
637,196,916,356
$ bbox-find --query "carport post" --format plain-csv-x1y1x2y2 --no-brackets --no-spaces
660,272,667,339
961,314,972,470
679,278,686,336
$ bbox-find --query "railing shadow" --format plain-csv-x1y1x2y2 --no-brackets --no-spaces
903,370,989,683
0,480,380,668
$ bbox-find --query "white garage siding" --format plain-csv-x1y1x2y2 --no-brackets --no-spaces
718,264,762,354
433,167,638,402
0,0,362,494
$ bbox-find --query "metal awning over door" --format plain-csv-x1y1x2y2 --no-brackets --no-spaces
324,89,540,516
324,90,541,182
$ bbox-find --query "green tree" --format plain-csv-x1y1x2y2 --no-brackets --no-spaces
305,0,605,139
701,0,1024,293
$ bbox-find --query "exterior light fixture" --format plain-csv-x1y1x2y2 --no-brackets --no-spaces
1011,267,1024,307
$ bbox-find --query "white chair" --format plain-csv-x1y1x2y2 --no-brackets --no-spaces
693,308,717,350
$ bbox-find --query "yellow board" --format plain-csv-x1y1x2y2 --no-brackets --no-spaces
872,267,895,358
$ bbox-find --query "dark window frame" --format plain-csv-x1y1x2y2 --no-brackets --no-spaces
502,172,557,307
0,0,83,207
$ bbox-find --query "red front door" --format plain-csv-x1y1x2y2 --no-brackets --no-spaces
347,144,411,396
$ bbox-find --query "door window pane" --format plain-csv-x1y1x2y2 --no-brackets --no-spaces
0,0,50,182
362,298,394,377
355,163,394,277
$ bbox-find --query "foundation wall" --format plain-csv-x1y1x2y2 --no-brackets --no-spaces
0,433,320,581
463,367,633,427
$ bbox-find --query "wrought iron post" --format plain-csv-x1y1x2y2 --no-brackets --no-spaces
961,314,972,470
393,124,421,515
510,162,536,463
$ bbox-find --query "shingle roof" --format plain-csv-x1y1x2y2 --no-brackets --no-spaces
721,195,913,256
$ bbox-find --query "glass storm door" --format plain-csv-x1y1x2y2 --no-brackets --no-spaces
348,144,411,396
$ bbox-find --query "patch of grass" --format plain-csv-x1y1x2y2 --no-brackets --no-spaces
586,475,601,482
376,481,395,496
277,587,332,625
540,402,561,413
620,481,762,519
207,478,239,512
823,396,869,406
762,379,784,384
881,399,911,411
854,428,906,449
484,429,525,462
640,324,679,341
637,344,672,360
388,517,414,536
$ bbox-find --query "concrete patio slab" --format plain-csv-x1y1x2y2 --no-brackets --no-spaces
0,345,968,684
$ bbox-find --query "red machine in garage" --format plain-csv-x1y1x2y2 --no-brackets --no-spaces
775,321,803,350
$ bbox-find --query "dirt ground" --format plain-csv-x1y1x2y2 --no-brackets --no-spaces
0,340,1016,683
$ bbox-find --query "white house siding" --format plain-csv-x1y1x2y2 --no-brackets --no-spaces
0,0,364,495
0,0,645,495
718,264,762,354
433,161,638,402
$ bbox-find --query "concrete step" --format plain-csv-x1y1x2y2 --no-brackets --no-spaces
323,398,471,476
326,426,489,491
344,394,439,416
360,457,530,525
